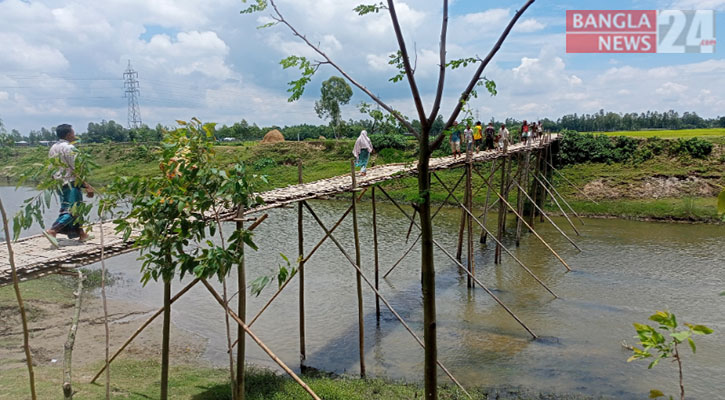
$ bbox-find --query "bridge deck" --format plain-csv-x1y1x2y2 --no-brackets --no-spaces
0,136,556,286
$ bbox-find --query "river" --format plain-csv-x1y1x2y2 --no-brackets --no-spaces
1,186,724,399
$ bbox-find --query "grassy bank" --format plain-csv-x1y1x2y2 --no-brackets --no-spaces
1,134,723,223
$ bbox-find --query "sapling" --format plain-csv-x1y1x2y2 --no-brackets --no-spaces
627,310,713,400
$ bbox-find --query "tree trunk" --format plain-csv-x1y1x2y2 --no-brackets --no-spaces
160,278,171,400
0,198,37,400
418,133,437,400
236,206,247,400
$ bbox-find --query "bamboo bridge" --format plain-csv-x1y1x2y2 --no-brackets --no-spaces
1,133,594,396
1,134,562,286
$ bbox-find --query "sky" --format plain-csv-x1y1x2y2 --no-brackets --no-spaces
0,0,724,133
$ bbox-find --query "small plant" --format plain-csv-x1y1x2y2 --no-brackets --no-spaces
250,253,298,297
627,310,713,400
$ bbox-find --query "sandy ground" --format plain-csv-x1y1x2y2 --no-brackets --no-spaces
0,288,208,373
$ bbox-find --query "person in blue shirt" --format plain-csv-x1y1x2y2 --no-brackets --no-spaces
449,121,461,159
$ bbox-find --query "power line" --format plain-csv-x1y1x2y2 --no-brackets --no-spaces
123,60,142,129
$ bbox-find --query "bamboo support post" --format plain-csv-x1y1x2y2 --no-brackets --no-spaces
202,280,322,400
0,198,37,400
546,160,599,205
376,187,539,338
539,146,550,223
539,173,585,226
160,278,171,400
512,180,581,252
301,201,472,397
480,161,496,243
350,159,366,378
405,208,417,243
529,150,543,227
533,174,580,236
465,160,474,288
297,160,306,361
480,174,573,272
63,270,84,400
432,173,558,298
515,153,525,247
455,190,466,261
372,186,381,321
495,156,507,264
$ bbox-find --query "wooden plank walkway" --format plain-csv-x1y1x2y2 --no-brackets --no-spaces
0,136,557,286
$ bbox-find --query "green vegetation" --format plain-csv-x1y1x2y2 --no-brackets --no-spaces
627,311,713,400
595,128,725,139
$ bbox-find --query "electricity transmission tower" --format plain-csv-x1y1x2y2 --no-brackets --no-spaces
123,60,142,129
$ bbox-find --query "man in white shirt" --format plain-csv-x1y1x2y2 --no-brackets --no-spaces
498,124,509,152
43,124,93,247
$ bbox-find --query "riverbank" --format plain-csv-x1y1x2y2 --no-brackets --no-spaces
0,136,722,223
0,276,605,400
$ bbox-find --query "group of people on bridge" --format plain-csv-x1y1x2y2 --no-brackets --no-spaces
449,119,545,159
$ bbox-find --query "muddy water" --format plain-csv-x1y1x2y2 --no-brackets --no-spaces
2,186,724,399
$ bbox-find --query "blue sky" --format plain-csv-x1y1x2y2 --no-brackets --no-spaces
0,0,723,133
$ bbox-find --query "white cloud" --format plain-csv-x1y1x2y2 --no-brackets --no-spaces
668,0,725,10
655,82,687,95
515,18,546,32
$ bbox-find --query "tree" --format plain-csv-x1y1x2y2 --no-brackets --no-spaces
314,76,352,139
243,1,534,398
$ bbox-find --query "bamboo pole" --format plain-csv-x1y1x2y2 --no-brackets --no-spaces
432,173,558,299
202,280,322,400
63,270,83,400
465,160,473,288
99,219,111,400
90,278,201,383
539,173,585,225
512,179,581,252
479,174,573,272
405,208,417,243
546,160,600,205
539,146,549,223
515,153,525,247
495,156,507,263
297,160,306,362
0,198,36,400
350,159,366,378
376,187,538,338
533,174,580,236
455,190,466,261
529,150,542,227
480,161,497,243
301,201,472,397
372,186,380,321
382,171,466,279
160,278,171,400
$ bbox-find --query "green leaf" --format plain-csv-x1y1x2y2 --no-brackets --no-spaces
690,324,714,335
670,331,690,342
649,389,665,398
687,337,696,353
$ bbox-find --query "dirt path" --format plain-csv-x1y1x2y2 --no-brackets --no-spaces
0,283,207,372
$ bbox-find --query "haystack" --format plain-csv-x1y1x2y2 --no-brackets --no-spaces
262,129,285,143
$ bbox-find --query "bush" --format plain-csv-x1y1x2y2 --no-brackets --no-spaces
253,157,276,170
668,137,713,159
369,133,409,151
378,148,407,163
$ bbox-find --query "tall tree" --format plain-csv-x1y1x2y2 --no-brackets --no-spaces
243,1,534,397
314,76,353,139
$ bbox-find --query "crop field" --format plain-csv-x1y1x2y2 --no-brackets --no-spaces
592,128,725,139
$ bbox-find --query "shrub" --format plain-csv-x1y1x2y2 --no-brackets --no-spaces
369,133,409,151
668,137,713,159
253,157,276,170
378,148,407,163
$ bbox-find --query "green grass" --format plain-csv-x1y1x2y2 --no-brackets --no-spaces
592,128,725,139
0,358,601,400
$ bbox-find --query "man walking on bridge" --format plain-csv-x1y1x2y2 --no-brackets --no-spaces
42,124,93,248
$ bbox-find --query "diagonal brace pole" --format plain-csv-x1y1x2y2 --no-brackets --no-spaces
432,173,559,298
377,187,539,338
533,174,581,235
539,173,585,225
302,201,472,398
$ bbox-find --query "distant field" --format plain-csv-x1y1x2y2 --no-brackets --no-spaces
591,128,725,139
